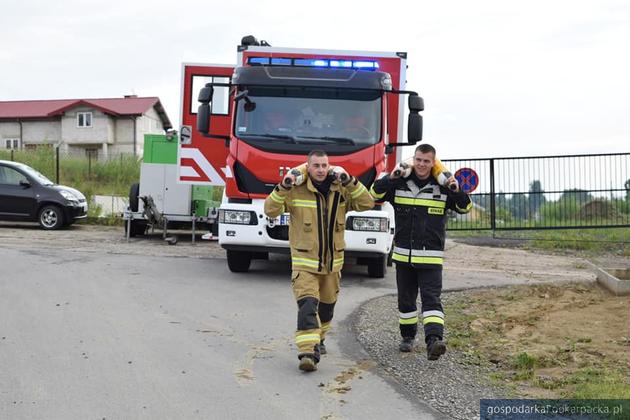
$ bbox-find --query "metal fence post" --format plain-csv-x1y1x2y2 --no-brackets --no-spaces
490,158,496,231
56,146,60,184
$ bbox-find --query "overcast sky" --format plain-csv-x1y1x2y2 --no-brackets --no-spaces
1,0,628,160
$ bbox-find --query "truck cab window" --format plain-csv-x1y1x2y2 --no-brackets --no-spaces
191,75,230,115
235,87,381,149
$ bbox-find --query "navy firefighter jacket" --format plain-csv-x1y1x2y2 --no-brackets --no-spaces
370,172,472,268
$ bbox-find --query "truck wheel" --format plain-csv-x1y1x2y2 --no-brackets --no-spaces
227,250,252,273
129,183,140,212
38,205,65,230
367,255,386,278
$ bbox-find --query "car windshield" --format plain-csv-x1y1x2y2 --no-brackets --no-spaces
234,87,382,147
15,163,54,186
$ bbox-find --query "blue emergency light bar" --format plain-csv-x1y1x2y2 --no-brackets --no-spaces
247,56,380,70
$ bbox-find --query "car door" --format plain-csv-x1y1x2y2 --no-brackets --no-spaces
0,164,37,219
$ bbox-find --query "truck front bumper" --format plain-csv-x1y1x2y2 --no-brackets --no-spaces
218,201,393,258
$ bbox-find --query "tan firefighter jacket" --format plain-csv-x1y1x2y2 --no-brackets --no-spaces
264,175,374,274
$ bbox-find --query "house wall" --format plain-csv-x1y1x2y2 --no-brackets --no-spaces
23,121,62,144
112,117,137,156
110,107,165,156
1,104,168,157
0,120,61,146
0,122,21,144
61,107,110,144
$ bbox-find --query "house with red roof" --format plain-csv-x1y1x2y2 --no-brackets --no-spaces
0,96,172,158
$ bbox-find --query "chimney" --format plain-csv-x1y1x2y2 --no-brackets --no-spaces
124,94,138,98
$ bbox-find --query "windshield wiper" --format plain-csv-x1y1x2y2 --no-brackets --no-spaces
243,133,297,144
300,136,356,145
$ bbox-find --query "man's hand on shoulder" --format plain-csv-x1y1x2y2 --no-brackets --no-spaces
282,168,305,189
390,162,412,180
331,166,352,185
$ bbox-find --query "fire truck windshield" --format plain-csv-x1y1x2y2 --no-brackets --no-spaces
234,87,381,151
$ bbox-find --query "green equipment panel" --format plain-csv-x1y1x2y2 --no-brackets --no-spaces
143,134,178,164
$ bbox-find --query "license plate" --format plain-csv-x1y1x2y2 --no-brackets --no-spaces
279,214,290,225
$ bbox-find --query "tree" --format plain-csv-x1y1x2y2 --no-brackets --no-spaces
528,180,546,218
559,189,592,204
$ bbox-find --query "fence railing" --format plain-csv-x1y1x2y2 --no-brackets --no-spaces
443,152,630,230
3,147,629,230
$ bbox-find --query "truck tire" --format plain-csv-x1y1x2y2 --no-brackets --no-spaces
227,250,252,273
367,255,386,278
129,183,140,212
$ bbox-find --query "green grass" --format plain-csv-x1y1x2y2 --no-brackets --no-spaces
448,228,630,254
0,149,225,217
0,148,140,197
564,368,630,399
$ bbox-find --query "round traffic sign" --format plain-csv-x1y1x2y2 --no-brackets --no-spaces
454,168,479,193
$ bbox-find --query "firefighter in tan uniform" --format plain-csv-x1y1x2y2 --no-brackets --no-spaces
264,150,374,372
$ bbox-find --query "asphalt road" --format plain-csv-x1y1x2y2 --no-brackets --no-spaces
0,244,442,420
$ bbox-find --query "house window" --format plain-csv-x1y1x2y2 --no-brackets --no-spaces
77,112,93,127
190,75,230,115
4,139,20,149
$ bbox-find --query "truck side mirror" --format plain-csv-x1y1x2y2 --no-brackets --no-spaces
408,94,424,112
197,84,214,135
407,94,423,144
408,113,423,144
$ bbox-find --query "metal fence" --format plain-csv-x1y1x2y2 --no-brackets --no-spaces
443,152,630,231
0,147,140,198
2,147,629,230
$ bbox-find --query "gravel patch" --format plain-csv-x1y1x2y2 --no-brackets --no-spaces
352,292,507,420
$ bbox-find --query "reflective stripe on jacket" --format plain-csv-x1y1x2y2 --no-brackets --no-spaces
265,175,374,274
371,173,472,268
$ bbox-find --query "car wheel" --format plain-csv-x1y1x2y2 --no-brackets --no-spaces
227,250,252,273
129,183,140,212
38,205,65,230
367,255,386,278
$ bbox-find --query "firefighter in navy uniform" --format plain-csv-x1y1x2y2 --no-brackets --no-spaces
370,144,472,360
264,150,374,372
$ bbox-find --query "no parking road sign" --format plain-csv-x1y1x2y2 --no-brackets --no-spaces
454,168,479,193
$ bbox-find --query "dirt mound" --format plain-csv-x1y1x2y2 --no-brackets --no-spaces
579,199,618,220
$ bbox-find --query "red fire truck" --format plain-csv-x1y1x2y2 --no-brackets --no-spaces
178,36,424,277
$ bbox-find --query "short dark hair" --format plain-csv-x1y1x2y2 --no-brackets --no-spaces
307,150,327,160
415,143,436,155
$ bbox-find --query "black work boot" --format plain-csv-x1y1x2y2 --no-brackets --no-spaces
426,336,446,361
399,337,415,352
319,340,327,355
298,354,318,372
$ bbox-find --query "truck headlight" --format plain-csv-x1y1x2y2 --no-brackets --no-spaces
219,209,258,225
349,216,388,232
